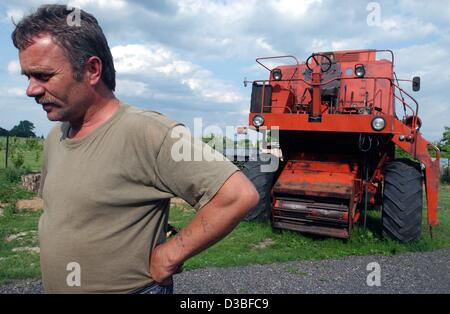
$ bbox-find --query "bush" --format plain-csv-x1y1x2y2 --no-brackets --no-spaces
12,151,25,168
3,167,29,183
25,137,40,150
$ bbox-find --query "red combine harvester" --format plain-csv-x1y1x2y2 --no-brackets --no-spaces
242,49,440,242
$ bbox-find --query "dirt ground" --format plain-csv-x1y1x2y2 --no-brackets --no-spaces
15,197,43,212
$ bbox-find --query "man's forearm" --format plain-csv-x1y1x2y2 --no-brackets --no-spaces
149,172,259,282
167,194,251,264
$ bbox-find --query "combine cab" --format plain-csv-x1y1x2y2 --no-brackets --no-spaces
241,49,440,242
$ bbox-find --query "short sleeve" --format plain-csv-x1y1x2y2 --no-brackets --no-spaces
153,125,239,210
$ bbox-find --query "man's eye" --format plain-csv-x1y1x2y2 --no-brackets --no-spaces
36,74,51,81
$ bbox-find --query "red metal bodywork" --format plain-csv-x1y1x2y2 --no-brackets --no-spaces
248,49,439,238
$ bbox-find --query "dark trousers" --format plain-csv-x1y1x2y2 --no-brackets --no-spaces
130,281,174,294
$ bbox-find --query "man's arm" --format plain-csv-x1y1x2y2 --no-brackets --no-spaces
150,171,259,283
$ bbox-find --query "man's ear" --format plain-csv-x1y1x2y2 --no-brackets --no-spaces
84,56,102,86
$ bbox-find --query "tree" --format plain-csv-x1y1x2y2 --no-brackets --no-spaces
9,120,36,138
0,126,8,136
438,126,450,159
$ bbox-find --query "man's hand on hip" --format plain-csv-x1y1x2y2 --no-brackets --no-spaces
150,243,183,285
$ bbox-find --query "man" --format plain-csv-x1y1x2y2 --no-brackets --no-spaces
12,4,259,293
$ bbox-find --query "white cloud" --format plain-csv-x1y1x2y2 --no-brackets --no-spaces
112,44,197,77
272,0,322,17
395,43,450,82
391,43,450,141
398,0,450,24
6,8,24,22
112,44,173,75
115,79,150,97
155,61,194,76
379,16,438,39
7,60,21,75
331,38,371,51
310,38,372,52
255,37,279,55
67,0,126,10
112,43,243,104
0,86,24,97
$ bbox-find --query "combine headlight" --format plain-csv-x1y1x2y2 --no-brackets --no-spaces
272,69,282,81
355,64,366,78
252,115,265,127
371,117,386,131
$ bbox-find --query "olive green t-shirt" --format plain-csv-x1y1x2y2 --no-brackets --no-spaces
38,104,239,293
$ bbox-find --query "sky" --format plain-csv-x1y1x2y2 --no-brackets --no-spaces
0,0,449,141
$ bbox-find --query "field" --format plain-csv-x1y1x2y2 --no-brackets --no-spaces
0,137,43,172
0,163,449,284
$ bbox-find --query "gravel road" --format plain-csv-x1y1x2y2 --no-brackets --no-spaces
1,248,449,294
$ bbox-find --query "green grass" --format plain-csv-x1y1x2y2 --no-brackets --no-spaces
0,163,449,284
171,184,450,271
0,208,42,283
0,169,41,284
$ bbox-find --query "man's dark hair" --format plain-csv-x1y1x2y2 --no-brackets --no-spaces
12,4,116,91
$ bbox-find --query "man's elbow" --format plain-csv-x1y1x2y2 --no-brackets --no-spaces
219,171,260,216
247,184,260,210
238,176,259,213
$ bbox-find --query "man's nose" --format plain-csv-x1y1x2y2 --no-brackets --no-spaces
26,78,45,98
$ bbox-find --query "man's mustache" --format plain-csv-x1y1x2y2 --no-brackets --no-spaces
36,97,60,106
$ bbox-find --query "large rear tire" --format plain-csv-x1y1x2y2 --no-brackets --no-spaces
382,159,423,242
232,153,277,221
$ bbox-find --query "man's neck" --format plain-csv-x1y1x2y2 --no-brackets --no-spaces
68,96,120,139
